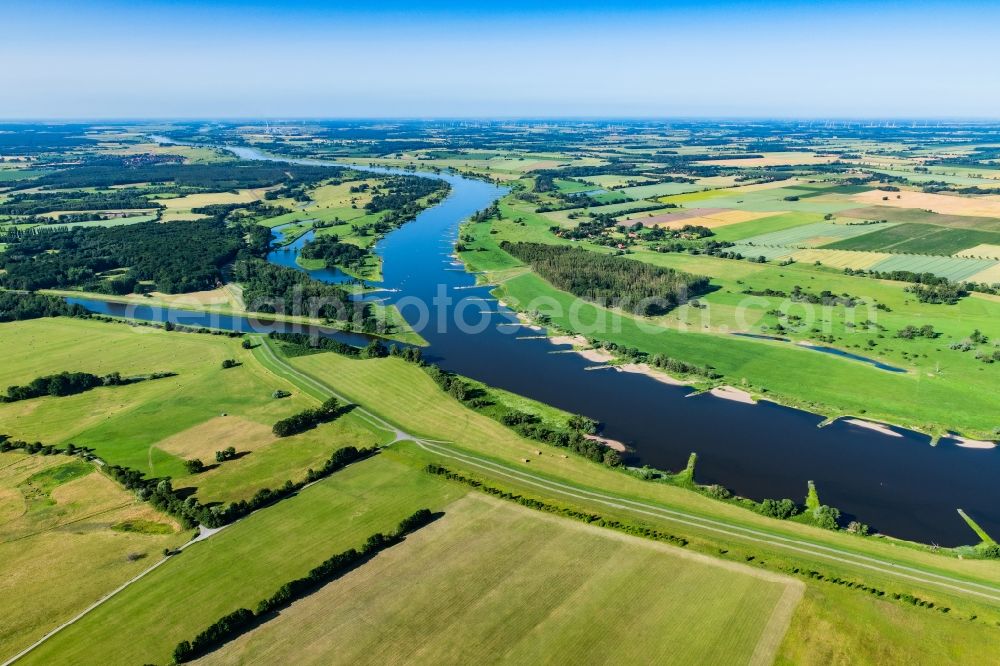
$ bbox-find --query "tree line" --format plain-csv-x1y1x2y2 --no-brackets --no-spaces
0,190,162,216
0,292,89,322
105,445,376,529
272,397,342,437
1,370,173,403
28,160,341,190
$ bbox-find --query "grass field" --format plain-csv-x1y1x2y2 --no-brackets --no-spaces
0,452,185,661
0,318,386,499
200,494,801,665
18,453,464,665
777,583,1000,664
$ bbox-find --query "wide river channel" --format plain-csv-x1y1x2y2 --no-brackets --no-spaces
72,143,999,547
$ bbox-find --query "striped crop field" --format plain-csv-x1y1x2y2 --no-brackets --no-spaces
967,263,1000,285
868,254,999,282
738,221,898,248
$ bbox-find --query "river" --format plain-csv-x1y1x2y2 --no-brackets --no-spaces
74,141,1000,547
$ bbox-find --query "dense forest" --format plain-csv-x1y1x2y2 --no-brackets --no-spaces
0,292,89,322
364,175,448,213
298,236,368,270
0,220,243,293
501,242,709,315
0,190,161,215
232,259,364,323
27,160,340,190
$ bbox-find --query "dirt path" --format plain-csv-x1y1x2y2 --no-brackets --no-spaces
748,579,805,666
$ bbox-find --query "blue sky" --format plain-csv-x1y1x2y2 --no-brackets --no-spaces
3,0,999,119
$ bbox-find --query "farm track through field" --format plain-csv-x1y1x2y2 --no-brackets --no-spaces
255,338,1000,605
1,501,133,545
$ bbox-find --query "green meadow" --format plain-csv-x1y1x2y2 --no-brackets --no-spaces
0,318,387,501
18,454,464,665
201,494,799,666
0,453,185,661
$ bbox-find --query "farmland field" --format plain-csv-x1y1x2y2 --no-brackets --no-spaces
850,189,1000,218
823,222,1000,255
957,243,1000,259
867,254,998,281
199,494,801,666
694,152,840,167
788,248,889,269
837,205,1000,231
737,221,898,248
617,180,704,199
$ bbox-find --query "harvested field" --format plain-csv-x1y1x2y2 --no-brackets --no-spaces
837,205,1000,231
160,187,276,212
154,416,274,460
695,152,840,167
850,189,1000,218
580,174,655,188
145,286,239,308
625,208,777,229
198,494,802,666
957,243,1000,260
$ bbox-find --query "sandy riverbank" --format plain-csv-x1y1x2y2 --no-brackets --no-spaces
584,433,627,452
951,436,997,449
615,363,689,386
843,418,902,438
548,334,589,348
576,348,616,363
708,386,756,405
